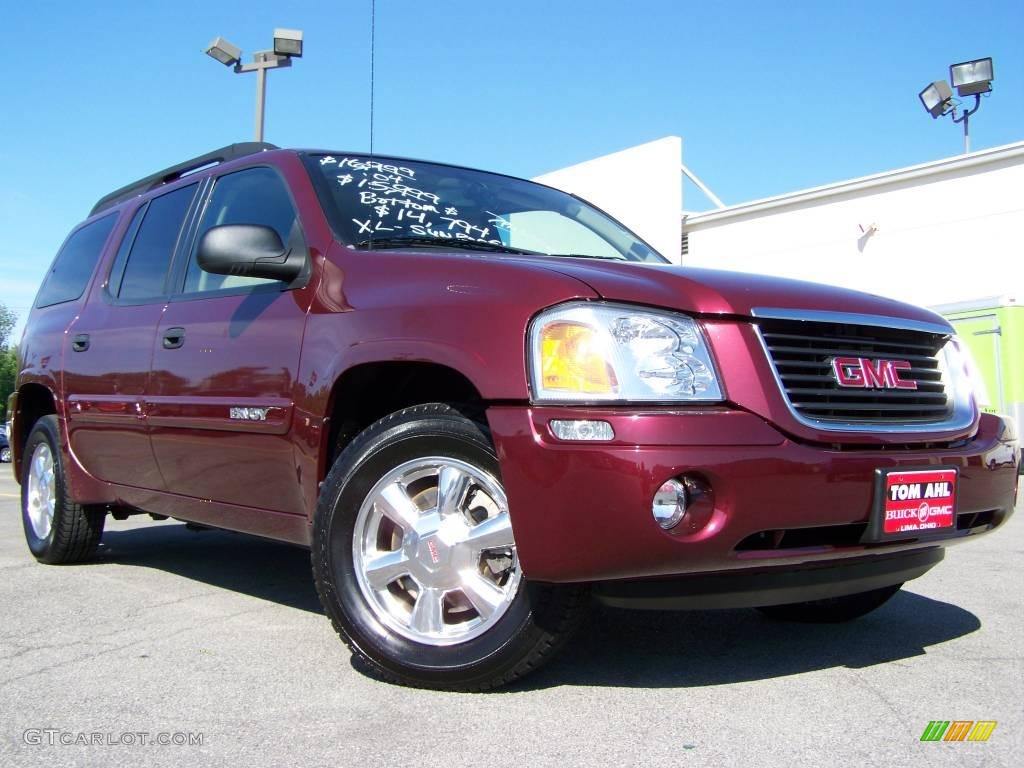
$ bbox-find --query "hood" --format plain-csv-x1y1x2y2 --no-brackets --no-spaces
532,259,950,327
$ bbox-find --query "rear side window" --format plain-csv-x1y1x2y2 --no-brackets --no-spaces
117,183,198,300
105,204,147,298
34,214,117,308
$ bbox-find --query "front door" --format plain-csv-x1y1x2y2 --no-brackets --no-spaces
147,166,315,515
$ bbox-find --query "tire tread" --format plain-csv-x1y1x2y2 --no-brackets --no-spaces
23,416,104,565
311,402,588,691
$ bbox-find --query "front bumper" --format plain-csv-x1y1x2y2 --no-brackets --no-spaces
487,407,1018,584
593,547,945,610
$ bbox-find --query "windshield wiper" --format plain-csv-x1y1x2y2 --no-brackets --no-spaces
551,253,628,261
354,236,535,254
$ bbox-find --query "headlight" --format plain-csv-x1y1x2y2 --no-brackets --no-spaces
528,302,724,403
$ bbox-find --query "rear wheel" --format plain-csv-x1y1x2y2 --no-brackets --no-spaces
312,404,587,690
21,416,105,564
0,445,10,463
757,584,902,623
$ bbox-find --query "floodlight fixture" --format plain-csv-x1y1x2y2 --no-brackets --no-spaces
203,29,304,142
919,80,954,119
273,28,304,58
917,56,994,154
949,57,993,97
205,36,241,67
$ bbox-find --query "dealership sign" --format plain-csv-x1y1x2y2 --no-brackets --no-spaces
882,469,957,534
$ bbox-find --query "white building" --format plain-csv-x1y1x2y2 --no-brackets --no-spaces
537,137,1024,309
682,140,1024,308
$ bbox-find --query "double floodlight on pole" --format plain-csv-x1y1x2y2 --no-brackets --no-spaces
918,57,994,154
204,28,304,142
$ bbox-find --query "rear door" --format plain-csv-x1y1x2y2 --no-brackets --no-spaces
63,183,200,489
147,166,315,515
19,213,117,469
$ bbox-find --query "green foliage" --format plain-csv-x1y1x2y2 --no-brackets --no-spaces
0,345,15,420
0,303,16,350
0,302,18,421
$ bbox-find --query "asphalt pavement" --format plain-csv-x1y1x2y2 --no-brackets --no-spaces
0,467,1020,767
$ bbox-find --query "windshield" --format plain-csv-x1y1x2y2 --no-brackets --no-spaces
302,153,667,263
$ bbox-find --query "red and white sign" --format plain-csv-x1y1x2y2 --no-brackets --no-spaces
882,469,956,534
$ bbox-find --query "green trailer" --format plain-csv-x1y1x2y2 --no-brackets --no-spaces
934,297,1023,429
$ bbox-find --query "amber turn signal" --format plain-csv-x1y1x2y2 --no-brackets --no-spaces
539,321,618,395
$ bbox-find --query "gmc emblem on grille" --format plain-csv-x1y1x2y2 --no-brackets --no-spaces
831,357,918,390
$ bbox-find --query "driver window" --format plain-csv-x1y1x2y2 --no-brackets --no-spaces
184,167,304,293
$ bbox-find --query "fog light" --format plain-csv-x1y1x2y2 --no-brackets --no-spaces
549,419,614,441
652,478,688,529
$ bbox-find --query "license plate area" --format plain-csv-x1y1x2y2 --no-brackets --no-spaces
864,467,958,542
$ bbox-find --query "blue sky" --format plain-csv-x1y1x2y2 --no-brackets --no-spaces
2,0,1022,334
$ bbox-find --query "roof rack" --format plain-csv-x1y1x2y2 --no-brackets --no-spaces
89,142,280,216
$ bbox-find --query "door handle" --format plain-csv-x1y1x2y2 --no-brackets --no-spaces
71,333,90,352
162,327,186,350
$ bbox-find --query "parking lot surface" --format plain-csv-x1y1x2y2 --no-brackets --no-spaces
0,468,1020,767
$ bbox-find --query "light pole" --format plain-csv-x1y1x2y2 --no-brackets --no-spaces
205,29,304,142
918,57,994,154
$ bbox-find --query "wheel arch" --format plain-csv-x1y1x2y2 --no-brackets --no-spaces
10,382,58,479
320,360,489,482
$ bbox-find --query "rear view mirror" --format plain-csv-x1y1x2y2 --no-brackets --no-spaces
197,224,306,283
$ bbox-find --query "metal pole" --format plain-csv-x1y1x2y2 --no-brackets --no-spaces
951,94,980,155
234,53,288,142
680,163,726,209
254,65,267,142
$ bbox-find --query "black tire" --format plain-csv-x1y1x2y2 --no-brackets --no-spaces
757,584,902,623
312,403,587,691
21,416,105,564
0,445,11,463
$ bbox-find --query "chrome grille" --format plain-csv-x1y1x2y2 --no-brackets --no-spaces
757,317,952,424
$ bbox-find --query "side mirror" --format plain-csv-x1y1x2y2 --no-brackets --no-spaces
197,224,306,283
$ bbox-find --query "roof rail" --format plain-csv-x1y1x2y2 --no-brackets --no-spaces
89,142,280,216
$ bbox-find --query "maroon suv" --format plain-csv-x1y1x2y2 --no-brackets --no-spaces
7,143,1019,690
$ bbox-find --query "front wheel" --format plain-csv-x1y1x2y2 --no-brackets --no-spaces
757,584,902,623
0,445,11,463
312,404,587,690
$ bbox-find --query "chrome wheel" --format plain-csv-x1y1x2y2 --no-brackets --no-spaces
353,456,521,646
0,446,10,463
27,443,56,540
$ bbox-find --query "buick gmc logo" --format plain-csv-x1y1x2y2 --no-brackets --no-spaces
831,356,918,390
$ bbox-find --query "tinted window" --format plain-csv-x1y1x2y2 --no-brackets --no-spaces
35,214,117,308
184,167,302,293
105,204,146,298
118,184,197,300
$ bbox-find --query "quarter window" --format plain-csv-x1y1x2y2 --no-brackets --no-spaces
35,214,117,308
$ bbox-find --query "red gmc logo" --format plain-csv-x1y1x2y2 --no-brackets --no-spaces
831,357,918,390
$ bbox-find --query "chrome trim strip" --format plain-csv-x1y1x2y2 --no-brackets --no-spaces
751,317,977,435
750,308,953,337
